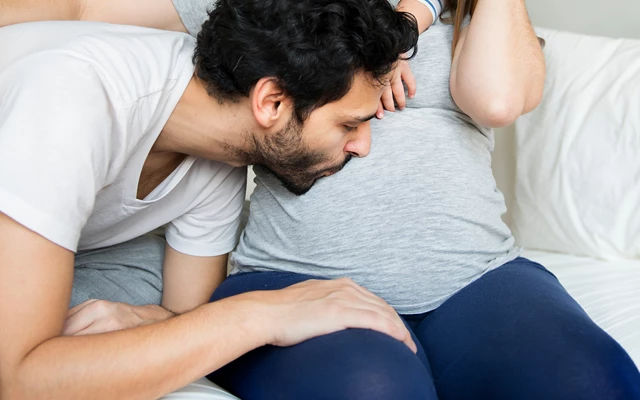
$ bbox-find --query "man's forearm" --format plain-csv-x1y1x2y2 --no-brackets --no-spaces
0,0,83,26
0,0,187,32
11,298,266,400
450,0,545,127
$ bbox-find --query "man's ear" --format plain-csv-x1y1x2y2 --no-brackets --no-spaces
250,77,293,129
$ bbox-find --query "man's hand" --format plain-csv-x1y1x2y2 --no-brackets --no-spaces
377,59,416,118
250,278,417,353
63,299,175,335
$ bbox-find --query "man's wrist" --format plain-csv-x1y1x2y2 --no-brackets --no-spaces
131,304,176,325
205,294,274,349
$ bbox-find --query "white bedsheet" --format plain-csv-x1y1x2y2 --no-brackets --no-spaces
523,249,640,367
159,378,238,400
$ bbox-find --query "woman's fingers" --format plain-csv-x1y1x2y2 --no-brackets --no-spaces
402,63,417,98
380,86,395,112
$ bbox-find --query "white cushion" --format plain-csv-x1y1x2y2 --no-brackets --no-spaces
160,378,239,400
512,28,640,260
523,249,640,367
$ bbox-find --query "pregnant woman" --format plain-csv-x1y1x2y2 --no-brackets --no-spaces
211,0,640,399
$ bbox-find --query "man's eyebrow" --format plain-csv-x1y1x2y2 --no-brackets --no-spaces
345,113,377,124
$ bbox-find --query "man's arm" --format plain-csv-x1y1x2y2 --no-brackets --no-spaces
0,213,415,399
162,246,228,313
0,0,187,32
60,248,227,335
449,0,545,127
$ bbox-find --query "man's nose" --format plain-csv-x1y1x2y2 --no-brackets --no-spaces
344,121,371,158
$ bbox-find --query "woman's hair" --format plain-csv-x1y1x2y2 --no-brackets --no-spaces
441,0,478,54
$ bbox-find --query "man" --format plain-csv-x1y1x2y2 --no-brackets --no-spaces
0,0,419,398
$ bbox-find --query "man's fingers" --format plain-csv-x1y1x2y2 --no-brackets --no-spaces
297,278,392,314
326,279,416,353
64,299,107,335
341,307,417,353
270,278,416,353
63,299,124,335
70,321,100,336
66,298,99,318
62,309,95,335
331,278,395,310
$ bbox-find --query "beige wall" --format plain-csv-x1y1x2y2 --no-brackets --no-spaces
526,0,640,39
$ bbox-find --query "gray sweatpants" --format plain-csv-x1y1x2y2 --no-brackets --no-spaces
70,232,165,308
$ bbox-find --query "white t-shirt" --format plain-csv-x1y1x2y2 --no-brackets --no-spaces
0,21,246,256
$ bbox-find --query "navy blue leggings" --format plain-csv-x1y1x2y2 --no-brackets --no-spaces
208,258,640,399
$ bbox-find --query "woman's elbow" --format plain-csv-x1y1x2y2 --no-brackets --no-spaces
473,85,544,128
467,97,522,128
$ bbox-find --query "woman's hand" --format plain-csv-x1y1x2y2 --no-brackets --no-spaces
377,59,416,118
249,278,417,353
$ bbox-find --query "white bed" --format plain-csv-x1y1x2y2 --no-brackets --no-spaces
159,379,238,400
523,250,640,366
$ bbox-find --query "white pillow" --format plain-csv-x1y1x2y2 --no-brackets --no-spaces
512,28,640,260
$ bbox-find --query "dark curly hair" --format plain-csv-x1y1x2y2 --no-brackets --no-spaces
193,0,418,121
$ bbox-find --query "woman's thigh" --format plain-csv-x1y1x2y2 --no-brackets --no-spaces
209,271,438,400
412,258,640,400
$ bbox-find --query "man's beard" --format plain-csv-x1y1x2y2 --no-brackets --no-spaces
232,117,351,195
270,153,352,195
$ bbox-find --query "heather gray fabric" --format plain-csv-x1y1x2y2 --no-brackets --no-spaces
172,0,212,36
230,20,520,314
71,232,165,308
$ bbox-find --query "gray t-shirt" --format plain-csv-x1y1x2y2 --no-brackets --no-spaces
171,3,520,314
172,0,212,36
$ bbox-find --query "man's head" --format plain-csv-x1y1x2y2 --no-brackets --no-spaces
194,0,418,194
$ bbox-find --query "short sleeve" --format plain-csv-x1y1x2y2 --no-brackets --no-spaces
416,0,445,27
0,54,112,251
165,164,246,257
172,0,213,37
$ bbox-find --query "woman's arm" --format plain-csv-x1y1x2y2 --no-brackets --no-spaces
449,0,545,127
397,0,436,34
378,0,440,116
0,0,187,32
